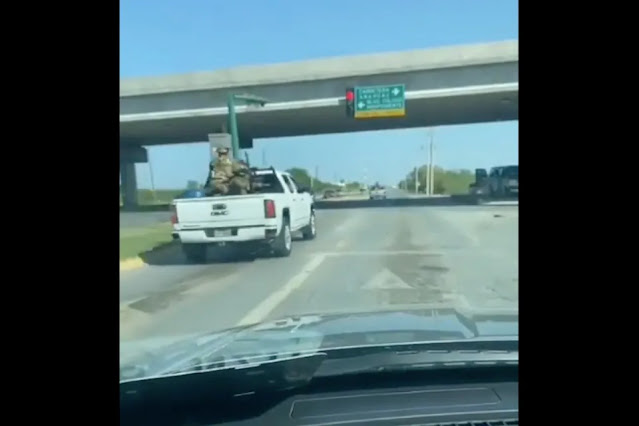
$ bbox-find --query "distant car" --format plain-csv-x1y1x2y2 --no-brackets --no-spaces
323,190,337,199
369,185,387,200
487,165,518,196
468,182,483,196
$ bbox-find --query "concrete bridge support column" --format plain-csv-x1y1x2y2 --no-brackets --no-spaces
120,145,148,210
120,162,138,209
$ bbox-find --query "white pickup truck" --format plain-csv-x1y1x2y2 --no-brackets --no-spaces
171,168,316,262
369,185,387,200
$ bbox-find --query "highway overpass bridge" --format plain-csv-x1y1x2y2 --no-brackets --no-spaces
120,40,518,208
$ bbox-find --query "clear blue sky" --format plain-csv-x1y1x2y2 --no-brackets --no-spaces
120,0,518,189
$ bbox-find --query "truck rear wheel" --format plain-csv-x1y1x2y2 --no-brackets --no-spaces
182,244,207,263
272,218,292,257
301,211,317,240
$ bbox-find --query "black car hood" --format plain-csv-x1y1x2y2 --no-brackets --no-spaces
120,306,518,382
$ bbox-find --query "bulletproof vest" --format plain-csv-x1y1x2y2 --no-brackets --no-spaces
213,157,233,181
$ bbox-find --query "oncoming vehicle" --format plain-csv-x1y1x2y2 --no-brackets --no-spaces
369,183,387,200
487,165,519,197
473,165,519,197
323,189,337,199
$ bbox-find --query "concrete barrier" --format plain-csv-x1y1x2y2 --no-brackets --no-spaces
314,194,517,209
120,194,517,214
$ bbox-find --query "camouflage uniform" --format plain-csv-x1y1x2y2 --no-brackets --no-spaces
229,161,251,194
210,147,251,195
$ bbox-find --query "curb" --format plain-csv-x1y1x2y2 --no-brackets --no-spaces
120,257,147,272
119,240,179,272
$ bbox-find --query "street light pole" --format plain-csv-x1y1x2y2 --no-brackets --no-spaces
227,95,240,158
226,94,269,159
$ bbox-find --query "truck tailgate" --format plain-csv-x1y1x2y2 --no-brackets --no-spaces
175,195,266,226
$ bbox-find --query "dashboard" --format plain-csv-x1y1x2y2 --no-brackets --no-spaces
121,366,518,426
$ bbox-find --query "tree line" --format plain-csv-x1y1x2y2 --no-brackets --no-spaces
399,166,474,195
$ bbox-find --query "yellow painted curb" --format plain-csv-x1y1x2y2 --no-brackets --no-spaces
120,257,147,272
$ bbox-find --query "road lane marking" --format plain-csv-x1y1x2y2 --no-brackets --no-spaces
321,250,443,257
236,254,328,326
120,305,154,339
332,214,360,234
361,268,412,290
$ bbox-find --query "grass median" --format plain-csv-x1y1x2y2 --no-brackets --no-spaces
120,222,174,260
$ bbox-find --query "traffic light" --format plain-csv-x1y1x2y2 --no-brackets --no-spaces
345,87,355,118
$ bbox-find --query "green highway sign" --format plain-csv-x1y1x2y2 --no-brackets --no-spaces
354,84,406,119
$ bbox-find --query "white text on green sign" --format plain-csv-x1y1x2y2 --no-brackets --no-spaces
354,84,405,119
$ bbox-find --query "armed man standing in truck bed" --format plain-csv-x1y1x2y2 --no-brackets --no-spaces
205,147,251,196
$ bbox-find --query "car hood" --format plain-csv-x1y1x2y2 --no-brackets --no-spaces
120,306,517,382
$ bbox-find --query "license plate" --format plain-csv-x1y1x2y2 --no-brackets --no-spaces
214,229,232,237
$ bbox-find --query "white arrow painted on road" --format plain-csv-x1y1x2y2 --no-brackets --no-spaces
391,87,400,96
361,268,413,290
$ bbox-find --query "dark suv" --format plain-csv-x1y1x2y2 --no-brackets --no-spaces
473,165,518,197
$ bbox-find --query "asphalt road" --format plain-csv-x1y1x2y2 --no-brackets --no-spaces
120,205,518,352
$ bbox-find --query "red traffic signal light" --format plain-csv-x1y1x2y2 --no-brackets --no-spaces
345,90,354,102
345,88,355,118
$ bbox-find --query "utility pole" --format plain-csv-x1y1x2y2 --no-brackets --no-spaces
414,166,418,194
314,166,319,190
428,128,435,196
310,165,316,190
423,144,430,196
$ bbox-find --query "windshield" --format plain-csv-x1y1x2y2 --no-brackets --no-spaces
503,166,519,179
120,0,518,387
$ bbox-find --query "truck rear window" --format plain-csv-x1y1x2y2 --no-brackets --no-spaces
251,173,285,194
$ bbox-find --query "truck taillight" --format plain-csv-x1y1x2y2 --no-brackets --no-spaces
170,206,178,224
264,199,276,218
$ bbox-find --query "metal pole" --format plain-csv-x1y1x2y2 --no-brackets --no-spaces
423,144,429,196
414,166,418,194
310,166,315,190
428,129,435,195
227,94,240,159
